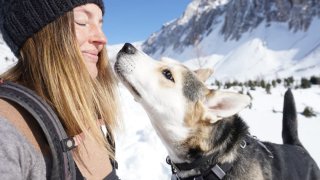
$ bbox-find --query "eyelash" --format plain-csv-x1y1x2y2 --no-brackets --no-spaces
75,22,86,26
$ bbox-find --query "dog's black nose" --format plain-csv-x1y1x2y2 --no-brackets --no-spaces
120,43,136,54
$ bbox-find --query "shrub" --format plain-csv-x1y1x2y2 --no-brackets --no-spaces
260,79,266,88
276,78,282,84
310,76,320,85
224,81,232,89
284,76,294,88
266,83,271,94
301,78,311,89
215,80,221,89
302,106,316,118
272,80,277,87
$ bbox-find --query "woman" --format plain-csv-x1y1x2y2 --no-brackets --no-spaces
0,0,121,179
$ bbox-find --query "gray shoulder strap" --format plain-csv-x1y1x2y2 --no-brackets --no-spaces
0,81,76,180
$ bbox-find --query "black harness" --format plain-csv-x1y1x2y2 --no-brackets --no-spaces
166,135,273,180
0,80,118,180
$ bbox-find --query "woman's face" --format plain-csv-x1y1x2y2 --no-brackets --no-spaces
74,4,107,78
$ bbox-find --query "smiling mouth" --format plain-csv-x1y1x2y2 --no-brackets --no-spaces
82,52,99,62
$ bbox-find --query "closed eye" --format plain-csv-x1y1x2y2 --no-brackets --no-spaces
75,22,87,26
162,69,175,82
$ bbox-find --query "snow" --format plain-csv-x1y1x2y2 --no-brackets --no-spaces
178,0,229,25
0,35,16,74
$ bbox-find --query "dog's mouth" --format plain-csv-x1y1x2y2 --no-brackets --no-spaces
114,62,141,99
122,77,141,98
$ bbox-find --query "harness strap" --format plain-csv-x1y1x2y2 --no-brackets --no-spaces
62,119,106,152
247,134,274,158
167,134,274,180
167,155,232,180
0,81,76,180
0,80,119,180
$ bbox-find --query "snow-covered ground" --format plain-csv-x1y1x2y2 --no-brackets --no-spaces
116,83,320,180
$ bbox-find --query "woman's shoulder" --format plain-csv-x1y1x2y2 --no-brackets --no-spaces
0,98,39,151
0,98,47,151
0,114,47,179
0,114,32,149
0,98,24,122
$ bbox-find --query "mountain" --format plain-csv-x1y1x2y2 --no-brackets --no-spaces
142,0,320,81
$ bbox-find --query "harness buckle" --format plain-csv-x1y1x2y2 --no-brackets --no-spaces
211,164,226,180
61,137,76,152
167,156,180,173
240,140,247,149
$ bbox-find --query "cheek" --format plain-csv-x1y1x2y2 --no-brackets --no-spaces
74,27,87,48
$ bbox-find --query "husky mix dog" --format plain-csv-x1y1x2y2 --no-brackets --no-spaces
114,43,320,180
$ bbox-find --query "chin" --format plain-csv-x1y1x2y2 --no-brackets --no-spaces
89,69,98,78
85,64,98,78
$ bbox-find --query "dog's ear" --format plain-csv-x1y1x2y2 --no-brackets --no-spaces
194,68,214,82
204,90,251,123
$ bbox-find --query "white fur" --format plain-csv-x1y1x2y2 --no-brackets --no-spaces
116,50,191,159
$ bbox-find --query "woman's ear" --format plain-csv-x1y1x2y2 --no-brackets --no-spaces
203,90,251,123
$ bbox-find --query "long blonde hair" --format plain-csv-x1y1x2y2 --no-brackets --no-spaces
1,11,120,159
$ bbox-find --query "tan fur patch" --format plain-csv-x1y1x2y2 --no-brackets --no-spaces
183,101,214,152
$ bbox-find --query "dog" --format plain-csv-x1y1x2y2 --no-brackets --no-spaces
114,43,320,180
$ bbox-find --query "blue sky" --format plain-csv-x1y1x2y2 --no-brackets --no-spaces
103,0,192,45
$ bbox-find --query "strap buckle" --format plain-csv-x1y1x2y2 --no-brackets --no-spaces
61,137,76,152
167,156,180,173
211,164,226,180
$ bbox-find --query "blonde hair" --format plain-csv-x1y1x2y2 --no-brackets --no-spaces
1,11,120,159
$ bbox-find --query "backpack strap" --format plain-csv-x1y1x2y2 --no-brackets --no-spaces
0,81,76,180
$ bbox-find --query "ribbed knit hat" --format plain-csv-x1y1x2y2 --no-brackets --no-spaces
0,0,104,57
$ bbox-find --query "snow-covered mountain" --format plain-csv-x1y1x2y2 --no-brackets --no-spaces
142,0,320,81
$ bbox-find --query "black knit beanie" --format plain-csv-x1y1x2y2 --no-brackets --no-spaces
0,0,104,57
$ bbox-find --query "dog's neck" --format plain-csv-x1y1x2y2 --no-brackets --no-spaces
167,115,249,178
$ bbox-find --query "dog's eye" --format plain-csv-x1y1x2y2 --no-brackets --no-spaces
162,69,175,82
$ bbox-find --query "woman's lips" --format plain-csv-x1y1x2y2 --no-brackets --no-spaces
82,51,99,62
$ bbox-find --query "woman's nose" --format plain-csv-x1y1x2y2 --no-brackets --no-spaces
90,25,107,45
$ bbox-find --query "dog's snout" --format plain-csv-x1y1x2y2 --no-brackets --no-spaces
120,43,136,54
